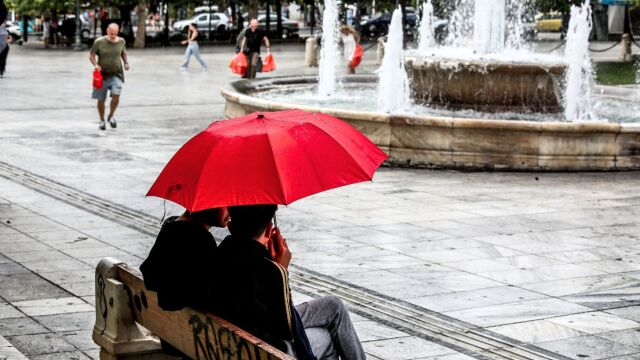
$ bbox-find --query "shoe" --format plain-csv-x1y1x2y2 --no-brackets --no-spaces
108,115,117,128
179,67,187,71
99,120,106,130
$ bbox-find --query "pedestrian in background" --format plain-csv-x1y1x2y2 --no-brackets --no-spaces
240,19,270,79
0,0,9,78
340,25,359,74
180,23,207,72
90,23,129,130
42,16,50,48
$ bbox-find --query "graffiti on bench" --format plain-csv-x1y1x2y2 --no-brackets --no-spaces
189,314,276,360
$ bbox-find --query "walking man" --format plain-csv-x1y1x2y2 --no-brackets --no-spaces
89,23,129,130
240,18,270,79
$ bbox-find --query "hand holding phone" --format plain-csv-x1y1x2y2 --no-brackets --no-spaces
268,227,291,269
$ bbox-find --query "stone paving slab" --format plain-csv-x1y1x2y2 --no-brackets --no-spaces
0,44,639,359
0,178,468,359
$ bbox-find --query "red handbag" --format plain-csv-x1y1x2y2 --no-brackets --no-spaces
229,52,248,76
350,44,364,68
262,53,276,72
92,69,103,89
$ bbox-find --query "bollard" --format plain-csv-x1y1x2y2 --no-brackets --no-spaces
376,37,386,64
620,33,632,62
305,36,319,67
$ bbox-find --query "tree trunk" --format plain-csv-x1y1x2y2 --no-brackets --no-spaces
117,5,136,46
266,0,271,35
133,2,147,48
276,0,282,38
249,0,258,19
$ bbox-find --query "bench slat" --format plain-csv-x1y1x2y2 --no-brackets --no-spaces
113,263,294,360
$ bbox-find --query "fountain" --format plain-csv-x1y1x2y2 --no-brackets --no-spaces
317,0,339,97
563,0,595,121
222,0,640,171
417,0,435,53
377,7,410,113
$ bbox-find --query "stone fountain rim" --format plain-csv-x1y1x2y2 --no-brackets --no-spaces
221,75,640,133
403,54,568,70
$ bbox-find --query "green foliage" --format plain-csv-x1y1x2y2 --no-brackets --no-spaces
6,0,75,15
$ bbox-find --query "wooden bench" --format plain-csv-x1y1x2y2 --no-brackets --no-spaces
93,257,294,360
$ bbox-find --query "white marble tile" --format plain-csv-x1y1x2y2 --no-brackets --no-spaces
362,336,457,360
416,353,477,360
353,320,408,342
408,286,545,313
12,297,93,316
520,274,640,297
536,335,639,360
562,286,640,310
487,319,587,344
547,312,639,334
443,298,591,327
597,329,640,348
605,306,640,322
480,264,604,285
579,259,640,274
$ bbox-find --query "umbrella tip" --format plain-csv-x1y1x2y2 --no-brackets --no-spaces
257,113,265,119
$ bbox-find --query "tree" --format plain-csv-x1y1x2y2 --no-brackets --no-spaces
133,1,146,48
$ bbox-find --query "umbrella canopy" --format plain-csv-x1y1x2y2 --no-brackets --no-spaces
147,110,388,212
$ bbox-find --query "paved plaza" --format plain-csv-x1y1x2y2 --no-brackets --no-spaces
0,42,639,360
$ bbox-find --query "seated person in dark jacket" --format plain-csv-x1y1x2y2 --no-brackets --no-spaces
213,205,366,360
140,207,229,357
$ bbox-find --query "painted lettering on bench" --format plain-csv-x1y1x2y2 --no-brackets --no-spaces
189,314,276,360
97,274,108,334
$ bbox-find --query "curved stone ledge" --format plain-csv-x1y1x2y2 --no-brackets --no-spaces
221,75,640,171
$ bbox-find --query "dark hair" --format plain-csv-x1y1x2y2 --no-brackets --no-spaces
0,0,7,24
228,205,277,239
188,208,222,226
190,22,198,30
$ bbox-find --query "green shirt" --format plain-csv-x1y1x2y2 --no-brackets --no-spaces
91,36,126,81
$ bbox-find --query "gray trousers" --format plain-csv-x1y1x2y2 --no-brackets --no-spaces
181,42,207,70
295,296,366,360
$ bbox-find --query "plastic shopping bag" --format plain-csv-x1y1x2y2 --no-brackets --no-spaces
350,44,363,69
262,53,276,72
92,69,103,89
229,52,248,76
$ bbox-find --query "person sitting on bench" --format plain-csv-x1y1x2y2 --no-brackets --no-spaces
140,207,229,357
212,205,366,360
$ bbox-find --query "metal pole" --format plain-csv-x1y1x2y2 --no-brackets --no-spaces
74,0,83,50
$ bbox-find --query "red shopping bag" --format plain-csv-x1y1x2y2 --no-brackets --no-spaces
229,52,248,76
350,44,364,68
92,69,103,89
262,53,276,72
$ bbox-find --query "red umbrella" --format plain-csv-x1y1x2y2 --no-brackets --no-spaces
147,110,388,212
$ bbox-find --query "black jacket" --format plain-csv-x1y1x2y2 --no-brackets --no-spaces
212,235,293,348
140,216,218,312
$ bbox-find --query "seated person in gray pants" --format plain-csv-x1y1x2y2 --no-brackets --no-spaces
212,205,366,360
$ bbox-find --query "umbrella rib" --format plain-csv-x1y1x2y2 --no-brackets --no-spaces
261,118,288,204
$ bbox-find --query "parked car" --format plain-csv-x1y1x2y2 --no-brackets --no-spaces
172,13,229,35
536,13,563,32
242,13,300,38
59,15,93,41
357,11,417,40
5,21,23,44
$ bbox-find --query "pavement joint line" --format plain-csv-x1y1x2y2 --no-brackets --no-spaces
0,102,219,113
0,160,570,360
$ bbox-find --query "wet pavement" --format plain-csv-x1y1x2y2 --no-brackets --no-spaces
0,42,639,359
